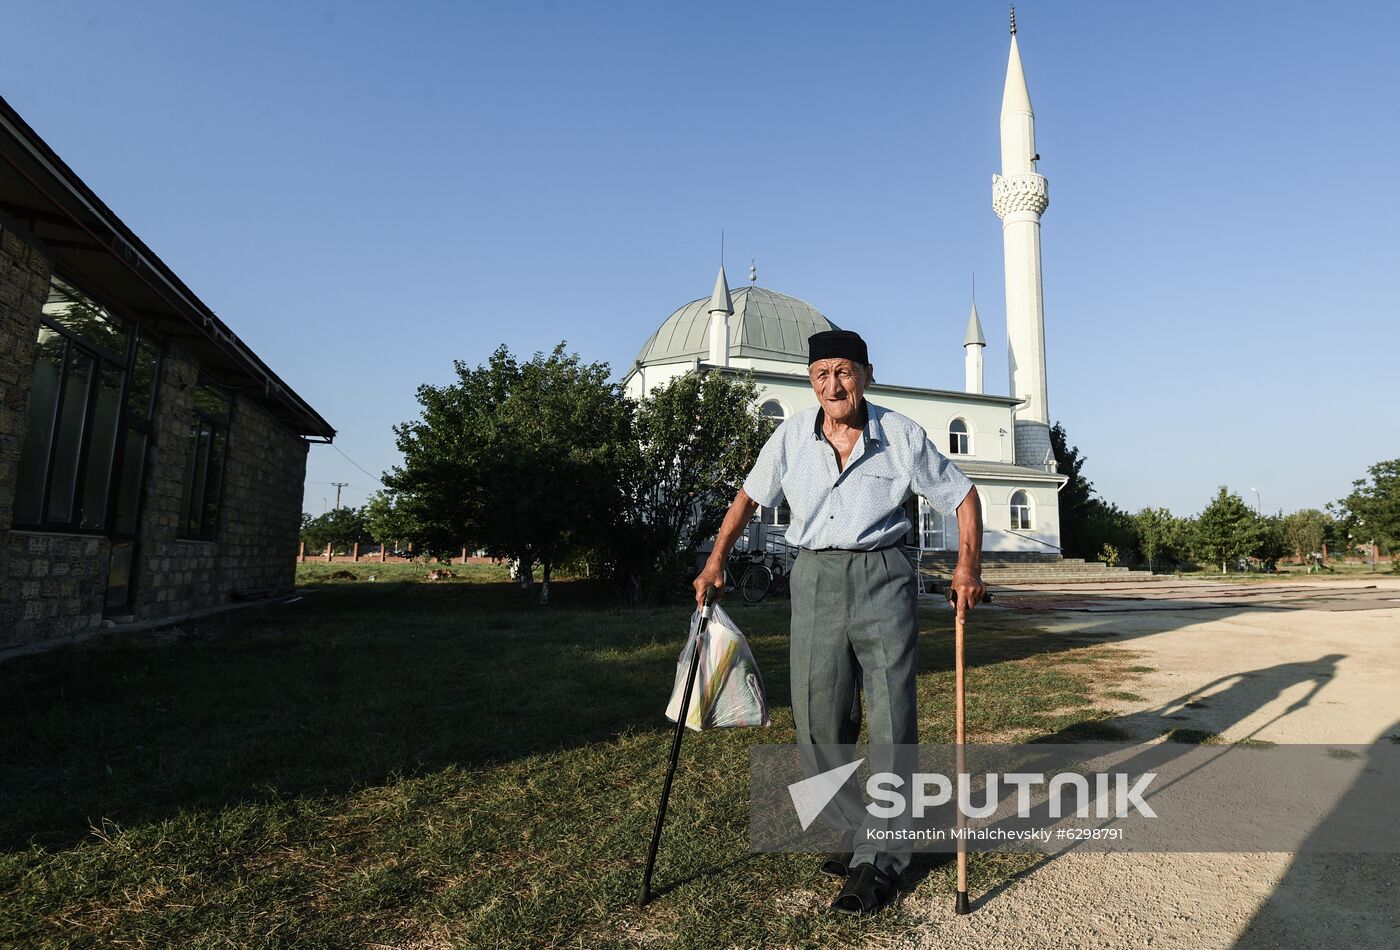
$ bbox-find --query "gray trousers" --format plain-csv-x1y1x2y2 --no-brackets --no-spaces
790,546,919,876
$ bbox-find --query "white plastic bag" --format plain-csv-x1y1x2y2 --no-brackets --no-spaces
665,601,771,731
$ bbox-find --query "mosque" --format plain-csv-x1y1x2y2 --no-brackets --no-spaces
623,20,1065,556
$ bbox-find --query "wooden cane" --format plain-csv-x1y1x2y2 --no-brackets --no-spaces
639,586,715,907
947,587,989,915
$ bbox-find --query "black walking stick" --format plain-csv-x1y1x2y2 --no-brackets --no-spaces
638,585,716,907
947,585,990,915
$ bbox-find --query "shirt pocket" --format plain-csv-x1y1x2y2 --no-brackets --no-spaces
853,468,906,510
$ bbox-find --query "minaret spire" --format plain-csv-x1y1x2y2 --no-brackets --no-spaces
1010,4,1016,36
963,300,987,395
992,12,1053,470
707,264,733,367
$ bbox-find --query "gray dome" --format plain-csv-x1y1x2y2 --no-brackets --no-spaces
634,286,839,367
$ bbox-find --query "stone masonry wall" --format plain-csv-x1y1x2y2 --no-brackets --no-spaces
132,347,307,622
0,218,62,647
1,216,313,649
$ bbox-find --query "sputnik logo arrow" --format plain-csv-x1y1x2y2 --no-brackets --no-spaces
787,758,864,830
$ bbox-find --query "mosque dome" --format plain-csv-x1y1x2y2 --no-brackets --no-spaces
633,285,839,367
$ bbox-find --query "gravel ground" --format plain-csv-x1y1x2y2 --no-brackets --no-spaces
897,577,1400,950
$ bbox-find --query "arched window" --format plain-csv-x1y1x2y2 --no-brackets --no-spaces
948,418,970,455
1010,490,1032,530
759,399,787,424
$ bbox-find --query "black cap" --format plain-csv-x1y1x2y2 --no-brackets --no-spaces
808,329,869,366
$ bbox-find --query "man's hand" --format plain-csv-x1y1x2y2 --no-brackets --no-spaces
693,562,724,607
950,566,985,617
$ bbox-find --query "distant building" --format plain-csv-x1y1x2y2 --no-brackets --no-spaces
624,25,1066,555
0,96,333,654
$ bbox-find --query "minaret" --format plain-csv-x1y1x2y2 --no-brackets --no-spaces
963,301,986,394
993,7,1052,469
707,265,733,366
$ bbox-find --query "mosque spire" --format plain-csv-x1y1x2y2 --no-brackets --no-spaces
963,300,986,395
749,256,757,285
992,9,1052,469
707,264,733,367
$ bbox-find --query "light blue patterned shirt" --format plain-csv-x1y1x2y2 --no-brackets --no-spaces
742,400,974,550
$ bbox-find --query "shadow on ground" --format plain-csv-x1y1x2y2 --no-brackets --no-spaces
0,577,1323,853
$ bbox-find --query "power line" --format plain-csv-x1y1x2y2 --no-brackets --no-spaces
328,442,386,487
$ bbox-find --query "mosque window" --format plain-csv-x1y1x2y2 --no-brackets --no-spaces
949,418,970,455
759,399,787,425
1010,490,1033,530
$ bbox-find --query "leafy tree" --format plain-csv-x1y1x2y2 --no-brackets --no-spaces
1254,512,1291,572
384,343,631,604
1133,506,1187,573
300,506,371,554
1049,422,1137,561
363,490,422,553
603,370,771,604
1281,508,1331,562
1330,459,1400,554
1194,487,1262,573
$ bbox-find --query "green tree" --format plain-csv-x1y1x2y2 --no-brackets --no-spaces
1132,506,1182,573
1049,422,1138,561
1331,459,1400,556
363,490,421,553
1254,512,1291,571
299,506,371,554
604,370,771,604
1194,487,1262,573
1281,508,1331,562
384,343,632,604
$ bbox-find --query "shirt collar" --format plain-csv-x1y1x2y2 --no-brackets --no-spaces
813,398,884,446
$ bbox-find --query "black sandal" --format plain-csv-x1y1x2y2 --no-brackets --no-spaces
830,862,897,916
818,831,856,878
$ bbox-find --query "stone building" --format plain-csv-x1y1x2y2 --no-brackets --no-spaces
0,96,333,654
625,23,1067,555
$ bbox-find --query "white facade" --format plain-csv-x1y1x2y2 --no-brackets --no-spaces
621,25,1067,556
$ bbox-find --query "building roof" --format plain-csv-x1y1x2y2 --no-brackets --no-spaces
956,458,1066,483
634,285,838,367
0,95,334,440
963,301,987,346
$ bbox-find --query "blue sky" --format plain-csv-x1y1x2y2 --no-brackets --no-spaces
4,1,1396,518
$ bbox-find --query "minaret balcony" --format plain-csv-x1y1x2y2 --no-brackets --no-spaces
992,172,1049,219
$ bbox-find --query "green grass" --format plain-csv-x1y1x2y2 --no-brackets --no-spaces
1,572,1143,947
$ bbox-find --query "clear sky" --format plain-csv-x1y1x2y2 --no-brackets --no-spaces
4,1,1396,518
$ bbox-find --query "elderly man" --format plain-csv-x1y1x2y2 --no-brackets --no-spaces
693,328,985,915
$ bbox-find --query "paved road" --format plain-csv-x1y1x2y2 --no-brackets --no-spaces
901,577,1400,950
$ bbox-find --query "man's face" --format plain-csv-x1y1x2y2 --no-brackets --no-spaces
808,358,871,426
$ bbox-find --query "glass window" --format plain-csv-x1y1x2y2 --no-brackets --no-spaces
13,328,66,523
1010,490,1032,530
13,274,161,535
759,400,786,425
179,380,232,540
113,430,149,534
45,348,95,524
78,365,124,529
127,340,160,419
949,418,970,455
44,276,129,358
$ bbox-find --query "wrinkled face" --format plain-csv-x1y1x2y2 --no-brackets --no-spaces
808,358,871,426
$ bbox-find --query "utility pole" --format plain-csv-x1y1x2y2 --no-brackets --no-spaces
331,482,349,509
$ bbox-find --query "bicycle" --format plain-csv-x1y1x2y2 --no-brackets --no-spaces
740,551,795,603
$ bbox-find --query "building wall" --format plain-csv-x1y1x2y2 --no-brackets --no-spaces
0,220,59,644
0,220,310,651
